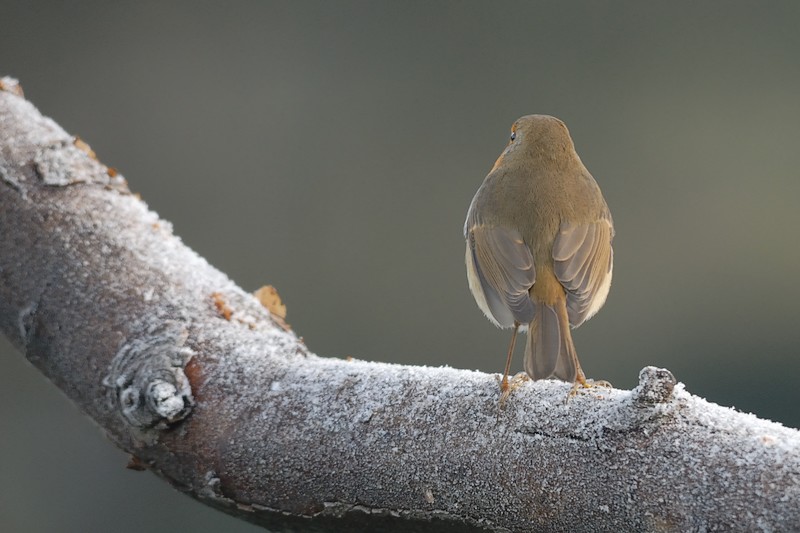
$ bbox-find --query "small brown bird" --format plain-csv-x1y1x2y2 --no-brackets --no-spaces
464,115,613,396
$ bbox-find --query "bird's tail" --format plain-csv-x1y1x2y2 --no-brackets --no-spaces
523,297,578,382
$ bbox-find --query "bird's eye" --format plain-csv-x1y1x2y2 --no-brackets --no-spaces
510,131,516,141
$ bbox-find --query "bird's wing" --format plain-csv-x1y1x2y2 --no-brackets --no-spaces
552,218,614,327
467,225,536,326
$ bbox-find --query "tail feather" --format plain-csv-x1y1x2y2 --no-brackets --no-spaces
524,299,578,382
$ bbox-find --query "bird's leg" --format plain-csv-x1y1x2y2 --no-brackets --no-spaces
498,321,520,404
500,321,520,392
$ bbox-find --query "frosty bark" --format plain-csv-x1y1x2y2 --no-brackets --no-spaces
1,78,798,532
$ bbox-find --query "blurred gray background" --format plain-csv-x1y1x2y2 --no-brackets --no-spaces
2,1,799,531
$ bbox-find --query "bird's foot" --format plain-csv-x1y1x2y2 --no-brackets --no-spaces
566,377,612,402
498,372,530,406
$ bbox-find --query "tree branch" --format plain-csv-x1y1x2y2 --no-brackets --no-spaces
1,77,798,532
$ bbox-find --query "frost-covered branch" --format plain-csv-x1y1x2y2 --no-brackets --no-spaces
1,77,798,532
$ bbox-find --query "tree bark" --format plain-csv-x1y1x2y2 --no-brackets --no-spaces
1,77,798,532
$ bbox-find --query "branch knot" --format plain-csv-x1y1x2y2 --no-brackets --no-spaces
632,366,676,405
103,319,194,430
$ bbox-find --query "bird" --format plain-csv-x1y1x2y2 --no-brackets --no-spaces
464,114,614,398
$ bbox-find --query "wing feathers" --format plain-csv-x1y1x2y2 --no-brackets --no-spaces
467,225,536,326
553,219,614,327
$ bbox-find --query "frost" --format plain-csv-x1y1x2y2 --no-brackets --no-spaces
149,381,183,419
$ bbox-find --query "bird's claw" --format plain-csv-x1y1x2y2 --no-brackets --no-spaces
499,372,530,406
566,378,612,402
